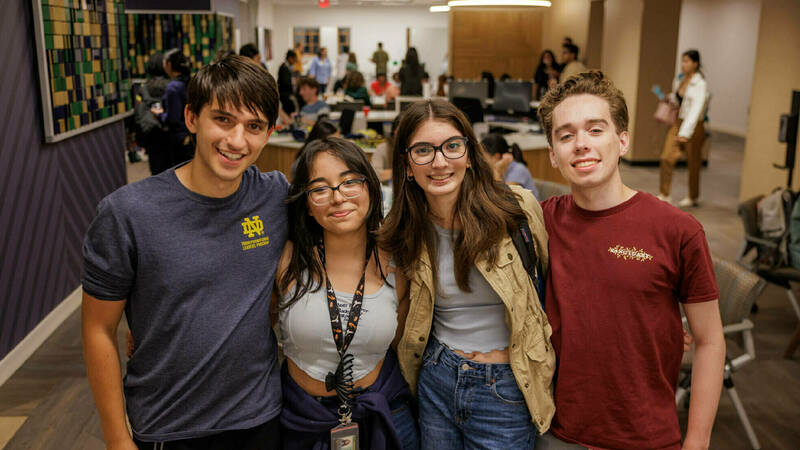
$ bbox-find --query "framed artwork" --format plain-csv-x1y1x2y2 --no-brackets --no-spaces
124,12,235,78
32,0,133,143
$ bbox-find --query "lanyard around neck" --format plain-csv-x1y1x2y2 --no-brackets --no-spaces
316,242,371,358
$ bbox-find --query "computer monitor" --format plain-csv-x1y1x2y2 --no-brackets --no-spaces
448,80,489,107
492,81,532,114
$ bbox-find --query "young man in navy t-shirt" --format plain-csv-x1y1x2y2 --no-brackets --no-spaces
536,72,726,450
82,55,287,449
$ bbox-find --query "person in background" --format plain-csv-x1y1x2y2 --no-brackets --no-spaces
239,42,263,68
152,48,192,166
434,74,448,98
533,49,561,100
293,41,305,75
371,116,399,183
380,99,555,448
370,73,392,97
558,44,587,83
297,77,331,125
308,47,332,94
658,49,710,208
348,52,359,71
278,50,298,116
371,42,390,77
344,71,371,106
482,133,540,199
336,45,350,87
399,47,425,96
134,52,171,175
277,137,419,449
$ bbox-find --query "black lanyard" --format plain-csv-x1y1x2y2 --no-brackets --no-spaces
317,241,371,413
317,242,371,357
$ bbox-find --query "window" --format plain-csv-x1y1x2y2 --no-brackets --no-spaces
293,27,320,54
337,27,350,54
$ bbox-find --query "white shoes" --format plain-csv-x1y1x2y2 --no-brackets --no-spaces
677,197,700,208
656,193,672,203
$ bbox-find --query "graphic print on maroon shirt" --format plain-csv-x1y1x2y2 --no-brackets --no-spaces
541,192,718,450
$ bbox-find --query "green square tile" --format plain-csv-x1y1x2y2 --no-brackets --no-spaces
51,64,60,77
45,34,54,49
68,116,75,129
95,72,103,84
83,60,91,72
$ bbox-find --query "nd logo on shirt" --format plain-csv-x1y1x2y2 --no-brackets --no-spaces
241,216,270,251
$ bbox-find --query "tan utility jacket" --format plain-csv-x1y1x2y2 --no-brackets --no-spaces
396,185,556,433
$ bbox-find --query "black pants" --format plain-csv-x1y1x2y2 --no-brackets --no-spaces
133,415,281,450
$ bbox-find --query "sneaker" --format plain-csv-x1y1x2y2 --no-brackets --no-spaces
678,197,699,208
656,193,672,203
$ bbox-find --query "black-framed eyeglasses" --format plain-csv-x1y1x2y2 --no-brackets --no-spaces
406,136,469,165
306,177,367,206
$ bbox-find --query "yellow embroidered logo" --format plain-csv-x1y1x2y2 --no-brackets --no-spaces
608,245,653,262
242,216,265,238
241,216,269,251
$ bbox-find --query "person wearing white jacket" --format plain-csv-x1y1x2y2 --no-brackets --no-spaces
658,50,709,208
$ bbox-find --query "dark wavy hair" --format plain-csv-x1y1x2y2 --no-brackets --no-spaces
279,137,386,307
187,53,279,128
377,99,526,292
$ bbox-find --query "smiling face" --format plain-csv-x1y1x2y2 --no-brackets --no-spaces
185,97,273,186
548,94,629,192
406,119,470,206
307,152,370,237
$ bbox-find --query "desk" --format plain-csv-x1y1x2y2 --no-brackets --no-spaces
255,134,376,177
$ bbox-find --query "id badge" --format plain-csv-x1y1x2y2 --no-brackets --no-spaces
330,422,359,450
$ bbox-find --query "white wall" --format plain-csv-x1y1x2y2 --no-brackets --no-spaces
676,0,761,137
266,3,448,82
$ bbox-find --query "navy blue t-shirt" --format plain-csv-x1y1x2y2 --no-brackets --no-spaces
82,165,288,441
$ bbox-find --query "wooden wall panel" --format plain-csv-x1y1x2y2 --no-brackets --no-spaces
450,8,544,79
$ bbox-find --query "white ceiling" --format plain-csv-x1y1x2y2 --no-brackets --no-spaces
266,0,445,6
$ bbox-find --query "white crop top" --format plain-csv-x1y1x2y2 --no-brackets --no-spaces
279,271,398,382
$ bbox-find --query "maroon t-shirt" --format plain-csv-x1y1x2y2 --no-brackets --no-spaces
541,192,718,450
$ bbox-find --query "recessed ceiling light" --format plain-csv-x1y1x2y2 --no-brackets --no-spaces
430,5,450,12
448,0,552,7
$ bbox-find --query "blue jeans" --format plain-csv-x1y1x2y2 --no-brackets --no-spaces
418,336,536,450
390,398,421,450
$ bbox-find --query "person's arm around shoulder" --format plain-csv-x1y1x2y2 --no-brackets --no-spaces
682,299,725,450
82,294,136,450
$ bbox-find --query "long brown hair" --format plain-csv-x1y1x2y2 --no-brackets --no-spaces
377,99,526,292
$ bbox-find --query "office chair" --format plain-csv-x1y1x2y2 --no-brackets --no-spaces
339,109,355,136
676,256,766,450
532,178,570,201
452,96,484,124
737,194,800,357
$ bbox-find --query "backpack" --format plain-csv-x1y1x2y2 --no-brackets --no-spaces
133,83,168,149
506,193,546,311
789,198,800,270
756,188,795,266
